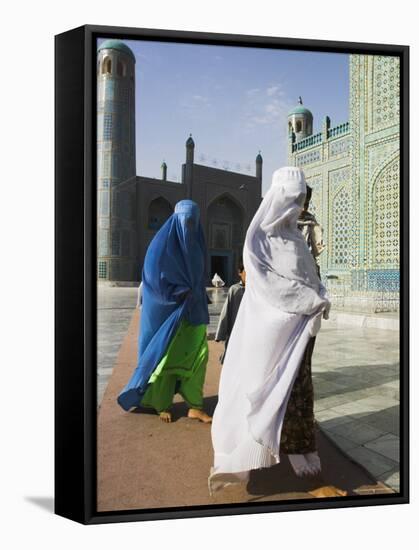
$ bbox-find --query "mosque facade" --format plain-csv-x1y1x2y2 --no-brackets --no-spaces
288,55,400,311
97,40,400,310
96,39,262,286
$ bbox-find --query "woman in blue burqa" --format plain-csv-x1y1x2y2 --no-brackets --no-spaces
117,200,212,424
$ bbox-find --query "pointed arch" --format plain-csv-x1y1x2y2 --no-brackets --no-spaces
370,156,400,268
147,196,173,230
207,192,246,218
102,56,112,75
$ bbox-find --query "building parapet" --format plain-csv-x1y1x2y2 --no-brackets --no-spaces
327,122,350,139
292,132,322,153
291,122,350,153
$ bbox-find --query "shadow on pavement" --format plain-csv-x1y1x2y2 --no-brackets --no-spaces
246,428,380,499
313,363,399,397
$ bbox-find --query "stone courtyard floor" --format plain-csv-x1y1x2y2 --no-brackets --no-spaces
97,285,400,497
312,322,399,491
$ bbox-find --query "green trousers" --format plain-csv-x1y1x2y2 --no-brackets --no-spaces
141,320,208,413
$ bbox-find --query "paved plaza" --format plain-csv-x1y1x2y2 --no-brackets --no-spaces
98,312,392,511
97,285,400,493
313,322,399,491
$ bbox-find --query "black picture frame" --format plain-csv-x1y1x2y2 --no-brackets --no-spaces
55,24,409,525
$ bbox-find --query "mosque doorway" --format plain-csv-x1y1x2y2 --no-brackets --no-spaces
207,194,244,286
210,253,231,285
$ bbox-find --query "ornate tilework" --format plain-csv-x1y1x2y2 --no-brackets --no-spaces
330,137,350,158
372,158,399,266
296,149,321,167
104,79,115,101
368,139,399,178
329,167,350,191
286,53,400,306
305,175,322,220
367,269,399,291
98,261,107,279
372,56,400,131
331,184,354,267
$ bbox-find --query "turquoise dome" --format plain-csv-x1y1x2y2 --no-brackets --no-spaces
288,105,312,117
97,39,135,62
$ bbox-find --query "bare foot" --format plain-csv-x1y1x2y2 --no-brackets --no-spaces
188,408,212,423
309,485,348,498
159,411,172,423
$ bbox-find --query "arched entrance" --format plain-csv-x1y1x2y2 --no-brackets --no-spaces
147,197,173,231
207,194,244,285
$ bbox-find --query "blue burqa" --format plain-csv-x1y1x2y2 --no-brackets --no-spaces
117,200,209,411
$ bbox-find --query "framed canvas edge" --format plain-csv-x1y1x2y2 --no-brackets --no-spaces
55,24,410,526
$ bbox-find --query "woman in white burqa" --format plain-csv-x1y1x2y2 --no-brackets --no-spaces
209,166,346,497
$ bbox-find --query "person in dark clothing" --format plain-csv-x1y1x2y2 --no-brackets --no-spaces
214,260,246,364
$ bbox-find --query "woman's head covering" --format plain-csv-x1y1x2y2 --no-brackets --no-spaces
244,166,327,315
118,199,209,411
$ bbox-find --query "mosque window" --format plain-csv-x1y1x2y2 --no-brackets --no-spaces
102,56,112,75
98,261,107,279
296,120,302,133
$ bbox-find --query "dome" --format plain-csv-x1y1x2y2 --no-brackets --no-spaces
97,39,135,62
288,104,313,117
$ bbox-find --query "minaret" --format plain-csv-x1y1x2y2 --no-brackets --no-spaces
186,134,195,163
97,39,136,185
184,134,195,198
161,161,167,181
288,97,313,143
96,39,136,280
256,151,263,182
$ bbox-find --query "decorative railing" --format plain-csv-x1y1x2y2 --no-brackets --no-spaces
327,122,350,139
292,132,323,153
291,123,350,154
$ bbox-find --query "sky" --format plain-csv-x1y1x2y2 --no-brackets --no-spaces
98,38,349,194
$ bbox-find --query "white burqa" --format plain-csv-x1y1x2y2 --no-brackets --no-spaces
209,167,330,493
